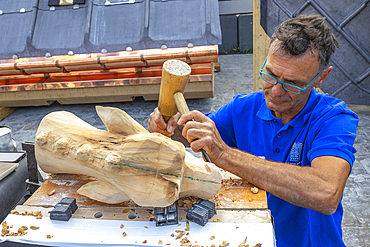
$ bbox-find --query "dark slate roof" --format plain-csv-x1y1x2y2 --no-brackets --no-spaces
0,0,221,60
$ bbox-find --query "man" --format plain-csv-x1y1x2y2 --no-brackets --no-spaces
148,15,358,246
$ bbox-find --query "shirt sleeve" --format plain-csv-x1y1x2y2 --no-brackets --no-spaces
206,99,237,148
307,111,359,166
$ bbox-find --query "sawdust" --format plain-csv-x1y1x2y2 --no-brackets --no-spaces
1,221,32,237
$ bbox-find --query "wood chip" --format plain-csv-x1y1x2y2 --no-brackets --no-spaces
238,236,248,247
47,189,56,196
30,226,39,230
251,187,259,194
219,241,229,246
185,221,190,231
158,240,163,245
47,235,53,238
120,224,124,228
210,236,215,240
142,240,147,244
122,232,127,236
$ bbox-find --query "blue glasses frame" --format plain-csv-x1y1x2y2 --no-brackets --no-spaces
259,57,325,94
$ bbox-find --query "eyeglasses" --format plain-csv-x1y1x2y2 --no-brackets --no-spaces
259,57,324,94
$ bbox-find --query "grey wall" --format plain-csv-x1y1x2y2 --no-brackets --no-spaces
260,0,370,105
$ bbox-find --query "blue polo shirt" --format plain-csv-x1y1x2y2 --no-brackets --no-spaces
207,89,358,247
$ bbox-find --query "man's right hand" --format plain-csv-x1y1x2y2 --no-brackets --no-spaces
148,107,180,137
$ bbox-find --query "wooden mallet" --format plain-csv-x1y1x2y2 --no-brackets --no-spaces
158,59,212,163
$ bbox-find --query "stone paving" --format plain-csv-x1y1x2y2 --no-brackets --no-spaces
1,54,369,246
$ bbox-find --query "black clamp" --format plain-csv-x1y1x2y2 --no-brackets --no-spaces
154,202,178,227
186,199,215,226
49,197,78,221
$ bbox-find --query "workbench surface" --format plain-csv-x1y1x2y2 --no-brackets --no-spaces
1,174,275,246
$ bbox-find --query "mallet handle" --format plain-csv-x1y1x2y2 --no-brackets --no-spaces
174,92,212,163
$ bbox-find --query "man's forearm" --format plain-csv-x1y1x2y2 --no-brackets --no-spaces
217,146,350,215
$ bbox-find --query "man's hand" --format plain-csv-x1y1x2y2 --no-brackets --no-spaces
177,110,229,164
148,107,180,137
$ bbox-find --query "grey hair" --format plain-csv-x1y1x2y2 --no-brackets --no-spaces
270,14,339,69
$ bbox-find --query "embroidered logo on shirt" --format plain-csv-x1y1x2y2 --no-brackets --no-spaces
289,142,303,164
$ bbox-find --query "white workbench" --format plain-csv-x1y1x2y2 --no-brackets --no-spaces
1,206,275,247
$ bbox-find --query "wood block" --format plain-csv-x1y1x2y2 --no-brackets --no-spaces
0,107,17,121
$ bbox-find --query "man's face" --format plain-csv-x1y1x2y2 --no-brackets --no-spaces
262,43,322,121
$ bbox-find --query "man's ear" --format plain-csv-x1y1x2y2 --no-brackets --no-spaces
314,66,333,88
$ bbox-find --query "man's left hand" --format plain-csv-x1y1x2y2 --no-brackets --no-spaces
177,110,228,164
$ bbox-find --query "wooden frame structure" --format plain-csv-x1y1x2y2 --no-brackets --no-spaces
0,46,218,107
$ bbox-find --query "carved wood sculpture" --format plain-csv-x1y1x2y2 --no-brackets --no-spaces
35,106,221,207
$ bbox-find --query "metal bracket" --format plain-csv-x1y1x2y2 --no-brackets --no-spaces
22,141,40,194
186,199,215,226
154,202,178,226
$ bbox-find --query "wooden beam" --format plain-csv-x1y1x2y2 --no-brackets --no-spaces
253,0,271,92
0,107,17,121
348,104,370,114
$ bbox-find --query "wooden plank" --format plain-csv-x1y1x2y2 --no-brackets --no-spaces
24,176,267,210
348,104,370,114
0,107,17,121
253,0,271,92
0,162,19,181
0,79,213,107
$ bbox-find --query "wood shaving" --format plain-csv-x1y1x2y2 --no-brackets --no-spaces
120,224,124,228
180,237,191,245
185,221,190,231
175,233,184,240
47,189,56,196
158,240,163,245
219,241,229,246
144,226,148,229
210,236,215,240
30,226,39,230
251,187,259,194
122,232,127,236
10,210,19,215
254,244,262,247
47,235,53,238
170,233,175,237
142,240,147,244
238,236,248,247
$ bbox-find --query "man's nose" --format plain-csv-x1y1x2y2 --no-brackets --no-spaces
271,82,287,96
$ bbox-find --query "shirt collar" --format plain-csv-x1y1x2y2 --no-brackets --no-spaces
257,88,320,127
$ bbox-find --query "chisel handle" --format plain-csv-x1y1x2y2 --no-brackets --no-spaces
174,92,212,163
